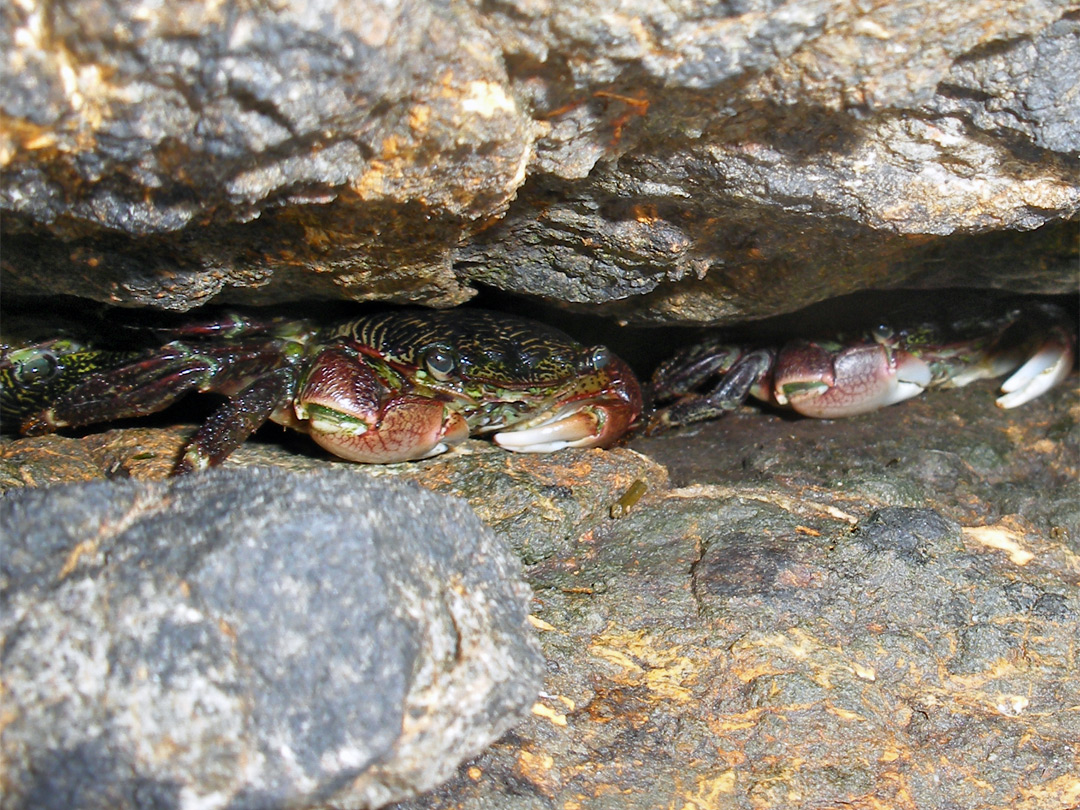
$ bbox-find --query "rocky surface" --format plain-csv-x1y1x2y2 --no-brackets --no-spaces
390,379,1080,810
2,0,1077,805
0,469,544,810
2,374,1077,809
3,1,1078,319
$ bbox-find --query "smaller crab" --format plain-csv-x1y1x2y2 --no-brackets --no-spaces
649,299,1075,431
1,337,141,430
1,309,643,473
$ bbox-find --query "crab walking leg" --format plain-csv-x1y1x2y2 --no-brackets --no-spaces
22,349,218,434
175,367,299,475
21,340,296,435
647,349,775,431
651,341,757,400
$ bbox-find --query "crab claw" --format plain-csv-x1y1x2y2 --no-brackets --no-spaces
294,345,469,463
493,405,609,453
493,400,637,453
306,394,469,463
774,341,933,418
995,330,1075,409
494,355,643,453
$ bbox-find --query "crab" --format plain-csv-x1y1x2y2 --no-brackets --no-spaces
1,309,643,473
649,299,1075,431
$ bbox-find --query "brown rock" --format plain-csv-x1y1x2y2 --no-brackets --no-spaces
3,1,1076,319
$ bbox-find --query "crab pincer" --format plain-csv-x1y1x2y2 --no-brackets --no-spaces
292,344,470,464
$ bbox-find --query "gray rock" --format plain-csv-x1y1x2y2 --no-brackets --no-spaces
939,15,1080,154
2,0,1076,318
0,468,543,810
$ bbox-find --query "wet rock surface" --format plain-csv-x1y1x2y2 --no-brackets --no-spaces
636,378,1080,549
2,376,1077,809
386,381,1080,810
3,1,1077,319
0,469,544,810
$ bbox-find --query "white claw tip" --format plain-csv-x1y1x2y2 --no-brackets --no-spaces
996,340,1074,409
493,411,599,453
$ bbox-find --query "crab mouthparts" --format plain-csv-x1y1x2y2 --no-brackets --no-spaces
493,409,601,453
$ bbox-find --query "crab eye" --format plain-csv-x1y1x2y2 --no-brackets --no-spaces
586,346,611,370
15,351,59,384
871,323,894,343
423,345,458,381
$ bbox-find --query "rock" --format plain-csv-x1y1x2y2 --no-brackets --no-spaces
2,1,1076,318
635,374,1080,549
0,426,672,565
1,0,531,309
358,446,670,566
0,468,543,810
386,380,1080,810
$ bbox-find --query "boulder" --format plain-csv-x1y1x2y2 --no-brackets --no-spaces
0,468,543,809
3,0,1076,319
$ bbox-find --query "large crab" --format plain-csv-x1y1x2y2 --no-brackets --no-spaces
1,309,643,473
649,299,1075,431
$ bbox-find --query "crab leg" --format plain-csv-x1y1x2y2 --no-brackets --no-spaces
647,348,774,431
651,341,755,400
21,339,297,434
22,346,218,434
175,367,299,474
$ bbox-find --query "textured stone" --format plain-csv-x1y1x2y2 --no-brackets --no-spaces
2,0,1076,319
392,378,1080,810
0,468,543,810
